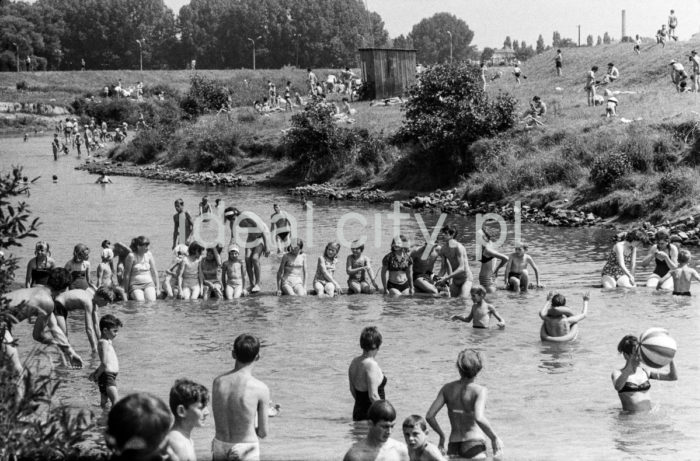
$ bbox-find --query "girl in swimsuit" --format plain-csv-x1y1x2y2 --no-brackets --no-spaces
381,235,414,296
200,247,223,299
122,236,159,302
641,230,678,290
65,243,93,291
348,326,386,421
178,241,204,300
346,240,378,294
222,244,246,299
277,238,307,296
25,241,55,287
601,230,645,289
477,229,508,294
612,335,677,412
313,242,342,297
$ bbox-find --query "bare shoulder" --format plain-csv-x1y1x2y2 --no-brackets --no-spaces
386,438,409,456
423,442,445,461
165,430,190,454
343,441,365,461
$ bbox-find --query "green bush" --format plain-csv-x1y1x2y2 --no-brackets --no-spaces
180,74,231,118
168,117,243,172
16,81,28,91
658,168,698,197
589,152,631,191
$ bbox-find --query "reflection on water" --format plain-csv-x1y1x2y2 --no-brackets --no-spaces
3,137,700,460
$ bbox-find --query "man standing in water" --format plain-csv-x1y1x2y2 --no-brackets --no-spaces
237,212,271,293
343,400,409,461
436,225,473,298
172,199,193,249
270,204,292,253
212,334,270,461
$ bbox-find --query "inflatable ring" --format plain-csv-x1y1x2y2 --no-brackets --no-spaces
540,323,579,342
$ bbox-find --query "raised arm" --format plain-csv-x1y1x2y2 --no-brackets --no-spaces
567,292,589,324
650,360,677,381
539,292,553,320
426,388,447,451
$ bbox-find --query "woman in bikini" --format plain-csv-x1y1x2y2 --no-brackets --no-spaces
65,243,93,291
601,230,645,288
178,241,204,300
313,242,342,297
25,241,56,287
222,244,246,299
641,229,678,290
477,229,508,293
346,240,379,294
381,235,414,296
122,236,159,301
348,326,386,421
612,335,677,412
199,247,223,299
276,238,307,296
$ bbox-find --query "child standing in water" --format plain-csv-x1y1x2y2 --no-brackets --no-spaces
89,314,123,409
504,244,541,292
452,285,505,329
426,349,504,459
222,244,246,299
96,248,115,289
402,415,446,461
657,249,700,296
166,379,210,461
163,244,187,299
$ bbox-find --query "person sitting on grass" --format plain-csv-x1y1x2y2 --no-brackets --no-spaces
602,63,620,84
522,96,547,126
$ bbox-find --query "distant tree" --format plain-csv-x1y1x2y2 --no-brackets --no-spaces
536,34,545,53
480,47,494,62
503,36,512,49
552,31,561,47
408,12,476,64
515,42,535,62
512,40,519,51
603,32,611,44
559,38,576,48
597,35,602,46
393,34,412,49
586,34,594,46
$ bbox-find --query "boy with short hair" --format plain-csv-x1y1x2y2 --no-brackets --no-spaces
452,285,505,329
173,198,194,249
212,334,270,461
657,249,700,296
89,314,123,409
402,415,446,461
97,248,115,288
344,400,409,461
166,379,210,461
504,244,541,292
539,291,589,337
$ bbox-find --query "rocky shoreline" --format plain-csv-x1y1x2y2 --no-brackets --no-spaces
77,161,255,186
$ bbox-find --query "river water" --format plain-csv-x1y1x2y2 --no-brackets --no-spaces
3,136,700,460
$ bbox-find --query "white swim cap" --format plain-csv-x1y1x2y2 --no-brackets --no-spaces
173,244,189,256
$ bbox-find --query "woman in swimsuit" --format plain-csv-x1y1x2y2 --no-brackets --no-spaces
122,236,159,301
348,326,387,421
612,335,677,412
313,242,342,297
601,229,645,289
276,238,307,296
477,229,508,294
25,241,56,287
64,243,93,291
346,240,378,294
426,349,503,459
178,241,204,300
641,230,678,290
199,247,223,299
381,235,414,296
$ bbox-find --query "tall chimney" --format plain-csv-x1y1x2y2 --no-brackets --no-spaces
621,10,626,39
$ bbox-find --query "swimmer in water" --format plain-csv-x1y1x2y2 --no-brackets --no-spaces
451,285,505,329
95,171,113,184
539,291,589,338
656,249,700,296
503,244,542,292
436,225,473,298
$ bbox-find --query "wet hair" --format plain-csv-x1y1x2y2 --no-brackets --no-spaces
35,241,50,255
441,224,458,237
101,240,111,249
625,229,645,243
169,378,209,417
96,286,116,303
188,241,204,257
456,349,483,378
551,294,566,307
470,285,487,297
47,268,72,291
402,414,428,431
360,326,382,351
324,241,340,259
233,334,260,363
617,335,639,356
73,243,89,260
106,393,172,456
99,314,123,331
130,236,150,252
678,249,691,264
368,399,396,424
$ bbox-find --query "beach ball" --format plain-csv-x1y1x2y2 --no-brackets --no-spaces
639,328,677,368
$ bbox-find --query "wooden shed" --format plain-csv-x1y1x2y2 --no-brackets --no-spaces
359,48,417,100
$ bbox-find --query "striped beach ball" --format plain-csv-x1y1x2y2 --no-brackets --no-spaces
639,328,677,368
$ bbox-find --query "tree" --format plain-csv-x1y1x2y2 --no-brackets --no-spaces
536,34,545,53
408,12,476,64
503,36,512,49
552,31,561,47
597,35,602,46
480,47,494,62
515,42,535,62
512,40,519,51
393,34,412,49
586,34,594,46
603,32,611,44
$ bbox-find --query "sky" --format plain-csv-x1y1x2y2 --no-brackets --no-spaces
162,0,700,49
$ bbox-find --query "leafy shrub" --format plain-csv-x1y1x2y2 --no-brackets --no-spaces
620,129,654,172
115,128,168,164
589,152,631,191
168,117,243,172
180,74,231,118
658,168,698,197
237,108,258,123
16,81,28,91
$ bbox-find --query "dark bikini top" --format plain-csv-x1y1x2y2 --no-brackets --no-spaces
480,246,494,264
383,252,412,272
618,380,650,393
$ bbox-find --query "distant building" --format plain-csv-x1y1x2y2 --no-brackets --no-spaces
490,47,517,66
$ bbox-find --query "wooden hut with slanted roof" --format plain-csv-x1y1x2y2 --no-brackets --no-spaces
358,48,417,100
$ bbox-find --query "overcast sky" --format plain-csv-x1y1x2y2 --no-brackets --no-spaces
162,0,700,49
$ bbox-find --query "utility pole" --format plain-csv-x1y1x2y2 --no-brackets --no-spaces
578,25,581,47
447,31,453,63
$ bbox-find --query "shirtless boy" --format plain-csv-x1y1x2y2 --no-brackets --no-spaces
53,286,115,353
437,225,473,298
657,249,700,296
237,213,271,293
89,314,122,409
504,244,541,292
343,400,409,461
452,286,505,329
166,378,210,461
426,349,503,460
402,415,446,461
172,199,194,249
539,292,589,338
270,204,292,253
212,334,270,461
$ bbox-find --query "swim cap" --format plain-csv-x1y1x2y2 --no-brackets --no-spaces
173,244,189,256
228,244,241,253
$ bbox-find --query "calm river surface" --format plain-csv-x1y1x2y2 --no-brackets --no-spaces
3,136,700,460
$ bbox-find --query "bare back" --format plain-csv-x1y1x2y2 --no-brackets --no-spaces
212,369,269,444
442,380,485,443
